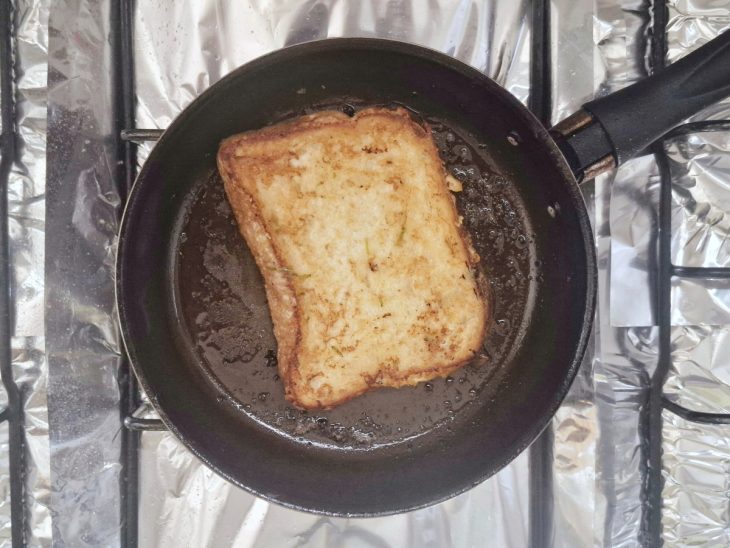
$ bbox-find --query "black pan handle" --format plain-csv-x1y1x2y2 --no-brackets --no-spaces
552,28,730,181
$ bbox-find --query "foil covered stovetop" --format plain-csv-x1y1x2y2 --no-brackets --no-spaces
2,0,730,546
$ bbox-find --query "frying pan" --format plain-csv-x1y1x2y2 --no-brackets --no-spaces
117,34,730,515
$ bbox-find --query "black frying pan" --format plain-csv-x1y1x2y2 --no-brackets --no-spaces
117,35,730,515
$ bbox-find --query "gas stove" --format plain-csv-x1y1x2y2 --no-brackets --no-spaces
1,0,729,546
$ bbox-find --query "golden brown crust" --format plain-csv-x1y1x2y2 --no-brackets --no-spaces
301,355,477,411
214,168,302,399
217,107,489,410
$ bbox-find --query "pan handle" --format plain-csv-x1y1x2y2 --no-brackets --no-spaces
551,28,730,181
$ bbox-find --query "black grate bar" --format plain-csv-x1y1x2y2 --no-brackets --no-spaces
672,265,730,279
124,416,166,431
527,0,554,547
111,1,141,547
640,72,730,548
115,0,138,202
641,15,730,547
0,1,28,545
635,0,730,544
662,397,730,425
643,142,672,547
664,120,730,139
641,2,671,543
528,0,551,123
121,128,162,142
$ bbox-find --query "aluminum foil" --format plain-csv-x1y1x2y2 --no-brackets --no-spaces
549,2,661,546
662,410,730,546
659,4,730,544
609,3,730,327
664,326,730,413
603,0,730,545
549,2,602,546
139,432,530,547
45,0,125,546
4,0,52,546
133,0,532,133
19,0,730,546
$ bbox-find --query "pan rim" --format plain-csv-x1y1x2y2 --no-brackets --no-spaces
115,36,598,516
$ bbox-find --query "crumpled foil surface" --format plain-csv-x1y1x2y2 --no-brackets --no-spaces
603,0,730,545
3,0,727,546
610,2,730,327
660,2,730,544
2,0,51,546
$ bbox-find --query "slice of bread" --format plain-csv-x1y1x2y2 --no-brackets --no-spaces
217,107,488,409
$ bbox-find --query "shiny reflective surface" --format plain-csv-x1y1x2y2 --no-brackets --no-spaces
13,0,730,545
4,1,51,546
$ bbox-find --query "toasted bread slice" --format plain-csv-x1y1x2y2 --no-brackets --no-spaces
217,107,488,409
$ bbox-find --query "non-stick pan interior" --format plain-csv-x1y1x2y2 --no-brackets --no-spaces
117,39,594,515
178,112,530,448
